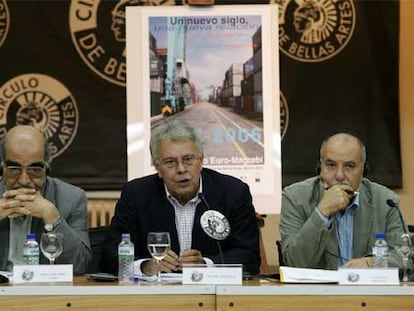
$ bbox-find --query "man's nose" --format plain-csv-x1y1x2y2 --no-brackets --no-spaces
176,161,186,172
335,166,346,181
17,170,31,185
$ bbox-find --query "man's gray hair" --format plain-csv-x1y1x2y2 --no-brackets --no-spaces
150,119,203,162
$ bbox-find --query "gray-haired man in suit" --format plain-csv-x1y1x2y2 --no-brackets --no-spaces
0,125,91,274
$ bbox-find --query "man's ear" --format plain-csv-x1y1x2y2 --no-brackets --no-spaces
152,160,162,178
199,155,204,168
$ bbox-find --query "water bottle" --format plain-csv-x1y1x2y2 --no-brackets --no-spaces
118,233,134,283
23,233,39,265
372,232,388,268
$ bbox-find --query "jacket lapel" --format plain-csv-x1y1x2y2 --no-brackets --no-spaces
192,171,220,252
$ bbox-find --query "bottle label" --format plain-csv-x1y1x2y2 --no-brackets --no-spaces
373,246,388,257
23,248,40,256
118,246,134,258
23,247,40,265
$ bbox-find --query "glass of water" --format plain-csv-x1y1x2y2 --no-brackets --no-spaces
40,232,63,264
395,233,413,282
147,232,171,283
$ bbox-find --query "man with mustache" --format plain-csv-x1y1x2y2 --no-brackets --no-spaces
280,133,405,269
101,119,260,277
0,125,91,274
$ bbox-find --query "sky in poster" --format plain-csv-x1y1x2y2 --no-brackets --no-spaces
149,15,262,99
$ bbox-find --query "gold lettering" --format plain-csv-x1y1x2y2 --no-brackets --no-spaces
104,58,126,81
336,33,347,45
79,33,97,49
48,142,58,154
87,46,105,62
59,133,70,145
288,42,298,55
75,0,94,21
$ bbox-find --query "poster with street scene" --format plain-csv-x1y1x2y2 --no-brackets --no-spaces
126,5,280,214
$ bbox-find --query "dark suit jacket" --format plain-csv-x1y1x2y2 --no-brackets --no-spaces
101,168,260,275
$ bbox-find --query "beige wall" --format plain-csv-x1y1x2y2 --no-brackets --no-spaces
261,0,414,270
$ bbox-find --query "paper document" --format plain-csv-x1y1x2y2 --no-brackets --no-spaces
138,273,182,283
279,266,338,283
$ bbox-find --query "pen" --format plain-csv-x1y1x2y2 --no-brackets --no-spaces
345,190,359,196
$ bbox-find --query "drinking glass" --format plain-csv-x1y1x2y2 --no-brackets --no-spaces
40,232,63,264
147,232,171,283
394,233,412,282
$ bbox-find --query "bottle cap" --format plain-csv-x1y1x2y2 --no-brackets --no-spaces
26,233,36,240
375,232,386,239
121,233,131,240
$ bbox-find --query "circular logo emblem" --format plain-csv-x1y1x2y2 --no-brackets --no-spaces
200,210,231,241
0,0,10,48
347,272,360,283
0,74,79,159
278,0,356,62
279,91,289,140
22,269,35,281
69,0,175,87
191,271,203,282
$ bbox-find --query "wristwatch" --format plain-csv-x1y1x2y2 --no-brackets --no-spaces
44,216,62,232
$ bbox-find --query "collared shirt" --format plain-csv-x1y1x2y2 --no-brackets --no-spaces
165,182,201,253
334,194,359,266
316,193,360,267
135,176,213,276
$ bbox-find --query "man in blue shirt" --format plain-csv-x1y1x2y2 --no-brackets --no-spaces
280,133,405,269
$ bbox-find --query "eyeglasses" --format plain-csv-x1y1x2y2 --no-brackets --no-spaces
4,164,46,178
159,154,198,169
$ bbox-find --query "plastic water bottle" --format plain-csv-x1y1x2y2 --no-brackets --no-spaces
23,233,39,265
118,233,134,283
372,232,388,268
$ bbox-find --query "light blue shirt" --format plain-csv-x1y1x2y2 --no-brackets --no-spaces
316,194,359,267
334,195,359,266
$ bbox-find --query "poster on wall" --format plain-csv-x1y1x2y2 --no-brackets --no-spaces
126,5,281,214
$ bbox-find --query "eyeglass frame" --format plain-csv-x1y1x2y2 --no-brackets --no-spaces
157,154,200,169
2,160,47,178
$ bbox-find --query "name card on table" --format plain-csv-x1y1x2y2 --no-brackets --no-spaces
182,264,242,285
338,268,399,285
13,264,73,284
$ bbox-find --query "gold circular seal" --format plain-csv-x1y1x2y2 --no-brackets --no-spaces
0,0,10,48
0,74,79,159
278,0,356,62
69,0,175,87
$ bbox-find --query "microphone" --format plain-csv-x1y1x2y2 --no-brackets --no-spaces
198,193,231,264
386,199,408,234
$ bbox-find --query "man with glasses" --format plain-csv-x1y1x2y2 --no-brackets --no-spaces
0,125,91,274
101,119,260,277
279,133,405,269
